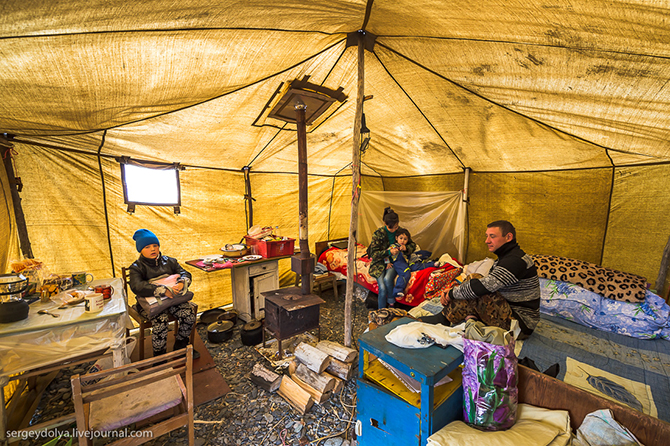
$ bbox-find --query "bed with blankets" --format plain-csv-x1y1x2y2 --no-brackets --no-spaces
315,238,460,306
408,253,670,425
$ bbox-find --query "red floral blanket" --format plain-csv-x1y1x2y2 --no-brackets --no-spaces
318,245,457,306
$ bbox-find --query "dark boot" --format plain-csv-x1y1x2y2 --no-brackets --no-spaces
153,348,168,366
173,338,200,360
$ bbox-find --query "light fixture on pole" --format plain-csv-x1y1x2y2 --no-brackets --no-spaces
360,113,370,155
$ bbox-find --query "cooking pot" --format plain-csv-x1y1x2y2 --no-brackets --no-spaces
220,243,249,258
0,274,29,302
217,309,238,326
207,320,234,343
240,320,263,346
199,308,226,325
0,274,30,323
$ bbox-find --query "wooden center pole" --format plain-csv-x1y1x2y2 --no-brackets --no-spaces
344,32,365,347
1,142,33,259
295,102,312,295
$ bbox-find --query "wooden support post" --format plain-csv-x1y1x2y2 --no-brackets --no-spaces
345,30,365,348
1,141,33,259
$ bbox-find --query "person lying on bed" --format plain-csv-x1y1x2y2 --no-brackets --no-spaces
368,207,416,309
390,228,438,300
420,220,540,339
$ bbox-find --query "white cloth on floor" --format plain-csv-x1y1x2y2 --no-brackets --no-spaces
385,321,466,351
572,409,644,446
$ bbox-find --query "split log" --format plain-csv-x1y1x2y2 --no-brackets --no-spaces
315,340,358,363
278,375,314,414
325,357,356,381
294,342,330,374
324,372,344,394
291,373,332,404
250,363,281,393
295,363,335,394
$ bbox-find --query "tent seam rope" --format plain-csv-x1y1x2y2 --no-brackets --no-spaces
96,130,116,278
375,41,640,157
377,35,670,61
8,38,348,138
372,50,465,169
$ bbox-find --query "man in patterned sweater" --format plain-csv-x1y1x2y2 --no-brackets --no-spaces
425,220,540,339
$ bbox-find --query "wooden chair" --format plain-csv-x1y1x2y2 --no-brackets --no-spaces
121,267,198,360
294,272,338,298
71,346,195,446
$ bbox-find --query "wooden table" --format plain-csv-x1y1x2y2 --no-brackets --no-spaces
0,278,129,444
186,254,294,322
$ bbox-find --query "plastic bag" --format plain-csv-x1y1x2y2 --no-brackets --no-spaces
84,337,137,383
462,335,518,431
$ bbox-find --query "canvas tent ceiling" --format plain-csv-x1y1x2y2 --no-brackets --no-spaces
1,0,670,308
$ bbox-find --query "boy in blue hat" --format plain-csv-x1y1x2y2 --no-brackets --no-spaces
128,229,200,359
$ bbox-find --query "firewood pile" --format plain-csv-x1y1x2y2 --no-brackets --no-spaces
250,340,358,414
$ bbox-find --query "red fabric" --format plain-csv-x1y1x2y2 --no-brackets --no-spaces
318,246,461,307
397,264,456,306
318,245,378,294
423,267,462,301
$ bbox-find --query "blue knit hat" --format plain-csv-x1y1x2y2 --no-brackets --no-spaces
133,229,160,252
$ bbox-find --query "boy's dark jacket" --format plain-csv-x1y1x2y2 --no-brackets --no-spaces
128,254,191,297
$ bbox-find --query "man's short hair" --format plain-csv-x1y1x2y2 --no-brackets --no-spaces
487,220,516,239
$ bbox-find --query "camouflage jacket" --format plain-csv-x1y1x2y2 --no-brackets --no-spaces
367,226,416,278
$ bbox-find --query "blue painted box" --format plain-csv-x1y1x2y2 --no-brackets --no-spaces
356,318,464,446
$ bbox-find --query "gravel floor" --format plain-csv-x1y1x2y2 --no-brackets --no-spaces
22,285,373,446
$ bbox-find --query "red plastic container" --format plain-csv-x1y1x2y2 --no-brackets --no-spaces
244,236,295,258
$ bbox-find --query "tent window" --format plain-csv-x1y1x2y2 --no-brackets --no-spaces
121,162,181,213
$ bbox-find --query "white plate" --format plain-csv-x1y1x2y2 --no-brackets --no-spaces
241,255,262,261
202,255,223,262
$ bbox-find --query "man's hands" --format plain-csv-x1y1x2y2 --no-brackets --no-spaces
440,289,451,306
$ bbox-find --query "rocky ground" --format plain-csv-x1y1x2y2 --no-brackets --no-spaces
23,285,373,446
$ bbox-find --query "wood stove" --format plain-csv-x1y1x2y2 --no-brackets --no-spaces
262,287,324,359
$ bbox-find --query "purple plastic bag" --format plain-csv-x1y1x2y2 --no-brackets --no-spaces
462,336,518,431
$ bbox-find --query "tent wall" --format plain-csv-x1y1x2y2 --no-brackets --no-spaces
9,143,357,310
467,169,613,265
603,164,670,298
6,145,670,306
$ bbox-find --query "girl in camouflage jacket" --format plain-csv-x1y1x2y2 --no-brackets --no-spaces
367,207,416,308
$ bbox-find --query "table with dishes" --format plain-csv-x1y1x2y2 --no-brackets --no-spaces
0,277,130,443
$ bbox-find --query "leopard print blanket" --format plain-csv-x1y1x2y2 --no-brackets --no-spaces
531,254,647,303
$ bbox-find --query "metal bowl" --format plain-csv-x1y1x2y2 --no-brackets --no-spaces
220,244,249,258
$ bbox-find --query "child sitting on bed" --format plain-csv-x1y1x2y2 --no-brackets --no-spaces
390,228,439,300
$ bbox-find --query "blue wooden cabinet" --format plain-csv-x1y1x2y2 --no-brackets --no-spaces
356,318,464,446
